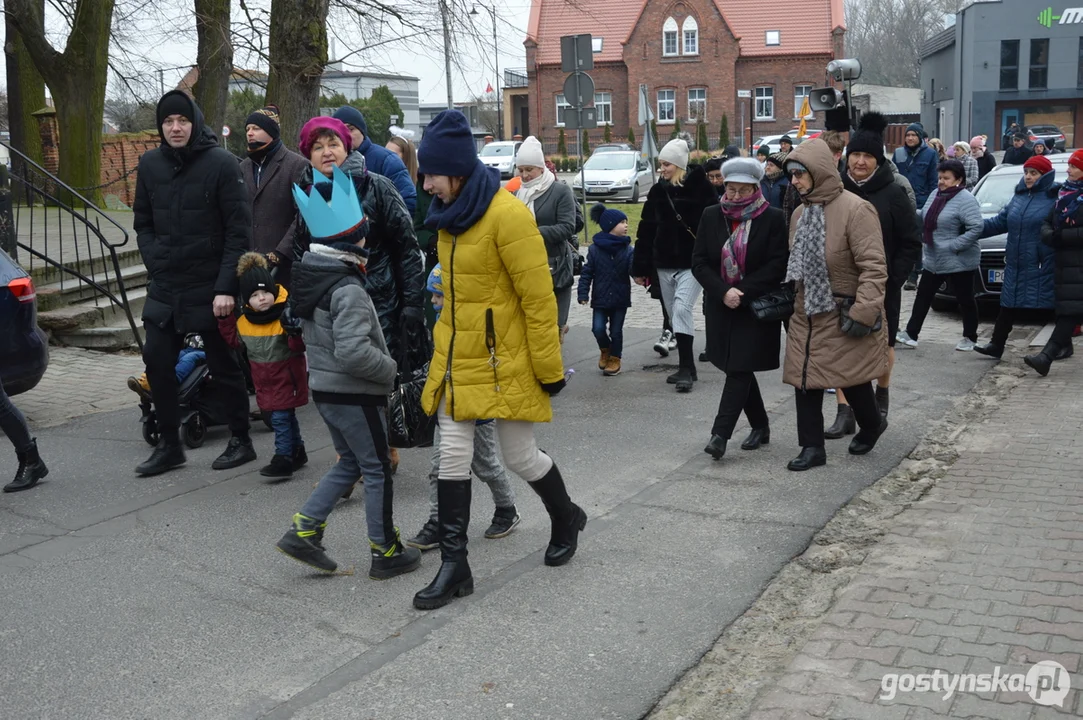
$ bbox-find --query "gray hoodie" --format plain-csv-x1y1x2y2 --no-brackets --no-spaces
289,244,397,403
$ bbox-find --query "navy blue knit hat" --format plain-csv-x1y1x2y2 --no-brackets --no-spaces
590,203,627,234
905,122,926,139
332,105,368,137
418,110,481,178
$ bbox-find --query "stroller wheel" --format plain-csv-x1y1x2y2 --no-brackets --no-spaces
142,418,160,447
184,415,207,449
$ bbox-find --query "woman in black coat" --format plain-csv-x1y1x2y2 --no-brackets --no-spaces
692,158,789,459
632,139,718,392
1027,150,1083,376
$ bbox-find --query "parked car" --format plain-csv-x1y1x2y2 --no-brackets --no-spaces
570,150,654,203
931,153,1070,309
0,248,48,396
751,130,822,155
591,143,636,154
1025,125,1067,152
477,140,523,179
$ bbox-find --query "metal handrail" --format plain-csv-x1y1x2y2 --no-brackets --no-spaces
2,141,143,350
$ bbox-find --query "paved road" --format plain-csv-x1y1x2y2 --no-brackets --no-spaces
0,294,1025,719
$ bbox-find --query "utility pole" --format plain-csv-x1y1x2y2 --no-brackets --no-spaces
440,0,454,110
491,8,501,140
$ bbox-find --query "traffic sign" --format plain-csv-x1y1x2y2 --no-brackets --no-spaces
563,107,597,131
737,90,751,98
560,34,594,73
562,72,595,108
222,125,231,137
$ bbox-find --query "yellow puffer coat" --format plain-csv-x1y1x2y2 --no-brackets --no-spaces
421,188,564,422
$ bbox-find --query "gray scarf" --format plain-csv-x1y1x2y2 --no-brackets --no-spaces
785,204,835,316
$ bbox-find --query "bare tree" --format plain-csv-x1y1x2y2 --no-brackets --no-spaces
7,0,116,202
265,0,330,151
103,97,157,133
471,94,499,135
843,0,957,88
192,0,233,135
4,0,46,173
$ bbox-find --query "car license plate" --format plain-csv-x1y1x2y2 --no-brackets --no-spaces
988,268,1004,284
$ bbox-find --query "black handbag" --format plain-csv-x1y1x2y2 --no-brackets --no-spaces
749,283,796,322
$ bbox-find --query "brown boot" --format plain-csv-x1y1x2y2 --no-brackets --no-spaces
603,355,622,376
597,349,610,371
127,374,151,400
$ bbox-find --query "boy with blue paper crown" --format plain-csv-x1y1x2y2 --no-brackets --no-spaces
275,162,421,580
405,265,521,550
579,204,634,376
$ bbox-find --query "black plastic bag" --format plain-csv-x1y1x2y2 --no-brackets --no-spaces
387,323,436,448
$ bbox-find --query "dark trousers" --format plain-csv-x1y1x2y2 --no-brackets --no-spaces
712,372,769,439
143,320,250,438
990,307,1023,347
592,307,628,357
906,270,978,342
0,381,33,453
1049,315,1083,350
794,383,881,448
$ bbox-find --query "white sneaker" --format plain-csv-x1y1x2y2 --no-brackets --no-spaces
955,337,975,352
896,330,918,347
667,333,678,351
653,330,672,357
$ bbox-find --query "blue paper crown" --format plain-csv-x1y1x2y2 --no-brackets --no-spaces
292,165,366,240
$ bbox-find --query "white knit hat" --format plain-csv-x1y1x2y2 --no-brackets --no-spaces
515,136,546,168
658,138,689,169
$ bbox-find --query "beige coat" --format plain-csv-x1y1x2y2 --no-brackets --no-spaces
782,139,889,390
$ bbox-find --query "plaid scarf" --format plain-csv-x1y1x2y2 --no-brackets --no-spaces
1055,178,1083,229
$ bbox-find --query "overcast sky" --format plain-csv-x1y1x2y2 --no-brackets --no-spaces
2,1,533,106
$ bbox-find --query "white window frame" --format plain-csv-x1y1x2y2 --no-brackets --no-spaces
663,17,679,57
594,92,613,125
794,85,814,119
592,37,603,53
765,30,781,46
682,17,699,55
755,86,774,121
688,87,706,121
657,89,676,124
555,93,570,127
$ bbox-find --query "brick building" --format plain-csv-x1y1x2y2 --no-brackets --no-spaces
524,0,845,153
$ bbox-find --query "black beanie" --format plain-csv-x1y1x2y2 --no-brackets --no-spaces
157,91,195,126
236,253,277,305
846,111,888,164
245,105,281,141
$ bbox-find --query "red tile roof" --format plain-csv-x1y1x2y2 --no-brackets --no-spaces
526,0,844,64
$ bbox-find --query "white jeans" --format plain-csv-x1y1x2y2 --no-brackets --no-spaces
437,398,553,483
657,268,701,336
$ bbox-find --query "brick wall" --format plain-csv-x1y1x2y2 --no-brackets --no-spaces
525,0,840,156
32,108,158,208
735,55,835,141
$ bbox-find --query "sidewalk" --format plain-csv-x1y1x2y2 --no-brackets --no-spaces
17,347,145,428
650,339,1082,719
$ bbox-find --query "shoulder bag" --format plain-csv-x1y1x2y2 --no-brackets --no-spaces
749,282,796,323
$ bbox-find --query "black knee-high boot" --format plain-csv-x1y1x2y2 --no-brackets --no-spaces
413,480,474,609
528,462,587,567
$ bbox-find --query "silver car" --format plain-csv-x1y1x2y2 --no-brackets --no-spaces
477,141,522,179
571,151,654,203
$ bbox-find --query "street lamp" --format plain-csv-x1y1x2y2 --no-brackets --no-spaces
470,4,501,140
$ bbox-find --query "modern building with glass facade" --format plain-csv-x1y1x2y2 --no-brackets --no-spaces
920,0,1083,149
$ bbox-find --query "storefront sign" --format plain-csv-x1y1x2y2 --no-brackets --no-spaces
1038,6,1083,26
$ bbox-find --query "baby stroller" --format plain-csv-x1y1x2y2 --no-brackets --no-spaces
139,334,241,449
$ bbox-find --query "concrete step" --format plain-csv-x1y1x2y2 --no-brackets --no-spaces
23,247,143,287
52,321,144,352
37,285,149,336
35,261,148,312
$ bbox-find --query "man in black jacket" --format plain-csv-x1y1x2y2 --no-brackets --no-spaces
1003,133,1034,165
824,112,921,437
133,91,255,476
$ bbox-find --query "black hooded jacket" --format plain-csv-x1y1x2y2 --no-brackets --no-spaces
842,163,922,285
633,164,717,275
134,91,251,333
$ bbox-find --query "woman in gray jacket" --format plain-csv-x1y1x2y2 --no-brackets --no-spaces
897,159,984,351
514,136,577,338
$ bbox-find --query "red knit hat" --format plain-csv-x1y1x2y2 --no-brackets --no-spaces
1024,155,1053,175
1070,149,1083,172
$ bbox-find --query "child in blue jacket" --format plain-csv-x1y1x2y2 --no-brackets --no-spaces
579,204,634,376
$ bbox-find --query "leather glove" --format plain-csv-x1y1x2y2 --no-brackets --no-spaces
540,378,566,396
280,304,303,336
840,315,874,338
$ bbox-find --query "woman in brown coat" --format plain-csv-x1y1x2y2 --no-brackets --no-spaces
782,139,890,471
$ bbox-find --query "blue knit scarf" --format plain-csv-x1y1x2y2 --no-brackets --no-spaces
425,161,501,235
1054,178,1083,229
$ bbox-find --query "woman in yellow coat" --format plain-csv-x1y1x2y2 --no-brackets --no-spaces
413,110,587,610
